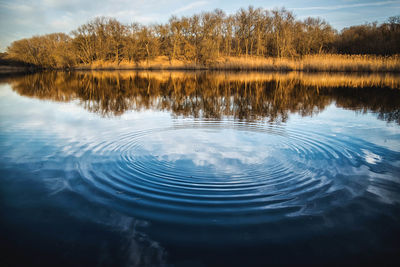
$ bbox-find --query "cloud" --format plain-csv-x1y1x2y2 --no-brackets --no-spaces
173,1,208,14
1,0,399,51
0,0,172,50
292,0,400,11
139,128,274,174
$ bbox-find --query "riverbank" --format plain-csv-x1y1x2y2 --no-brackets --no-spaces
0,65,33,74
74,55,400,72
0,55,35,74
2,54,399,73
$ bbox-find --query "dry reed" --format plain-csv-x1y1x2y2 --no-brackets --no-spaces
210,55,400,72
74,54,400,72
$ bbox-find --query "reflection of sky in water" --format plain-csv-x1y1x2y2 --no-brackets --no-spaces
1,80,400,265
2,83,399,158
2,82,399,196
142,129,274,170
289,104,400,152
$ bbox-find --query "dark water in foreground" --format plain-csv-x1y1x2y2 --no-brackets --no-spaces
1,71,400,266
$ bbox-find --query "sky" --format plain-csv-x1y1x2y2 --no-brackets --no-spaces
0,0,399,51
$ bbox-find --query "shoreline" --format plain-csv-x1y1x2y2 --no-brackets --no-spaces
2,55,400,73
0,65,35,74
74,55,400,73
3,68,400,74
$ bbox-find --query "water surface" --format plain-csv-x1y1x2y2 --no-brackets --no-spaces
1,71,400,266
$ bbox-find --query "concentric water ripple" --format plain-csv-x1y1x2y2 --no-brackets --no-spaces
3,73,400,265
61,119,398,226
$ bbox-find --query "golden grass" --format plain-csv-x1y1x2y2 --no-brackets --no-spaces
210,55,400,72
74,54,400,72
75,56,203,70
299,54,400,72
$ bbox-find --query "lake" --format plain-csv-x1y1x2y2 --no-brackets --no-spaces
1,71,400,266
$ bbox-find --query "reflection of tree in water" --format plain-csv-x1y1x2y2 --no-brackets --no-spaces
7,71,400,124
326,86,400,124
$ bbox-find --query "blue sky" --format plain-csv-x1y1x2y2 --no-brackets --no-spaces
0,0,399,51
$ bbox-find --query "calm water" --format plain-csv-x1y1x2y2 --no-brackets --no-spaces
1,71,400,266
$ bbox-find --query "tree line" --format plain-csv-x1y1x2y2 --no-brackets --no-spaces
5,7,400,68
